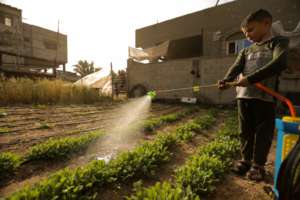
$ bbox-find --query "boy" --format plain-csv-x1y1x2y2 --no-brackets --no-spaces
218,9,289,181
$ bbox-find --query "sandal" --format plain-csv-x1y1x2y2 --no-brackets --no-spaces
247,165,265,181
231,160,251,176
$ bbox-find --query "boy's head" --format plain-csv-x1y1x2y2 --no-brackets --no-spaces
241,9,273,43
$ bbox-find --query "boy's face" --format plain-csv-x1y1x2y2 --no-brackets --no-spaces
241,20,271,43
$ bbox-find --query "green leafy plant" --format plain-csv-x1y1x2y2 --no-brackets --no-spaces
8,133,177,199
175,154,226,194
143,118,161,132
198,137,239,166
7,108,223,200
176,111,217,141
25,131,103,161
126,181,200,200
176,122,200,141
143,107,200,133
108,134,176,182
175,111,239,195
0,152,22,176
128,110,239,198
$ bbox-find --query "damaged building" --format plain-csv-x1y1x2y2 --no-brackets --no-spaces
127,0,300,105
0,3,67,78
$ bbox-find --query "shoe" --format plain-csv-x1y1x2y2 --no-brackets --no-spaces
247,165,265,181
231,160,251,176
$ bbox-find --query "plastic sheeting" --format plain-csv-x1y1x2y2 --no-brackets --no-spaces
272,20,300,48
272,20,300,74
73,70,112,95
128,41,169,62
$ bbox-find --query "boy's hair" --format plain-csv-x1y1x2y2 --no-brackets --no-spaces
241,9,273,28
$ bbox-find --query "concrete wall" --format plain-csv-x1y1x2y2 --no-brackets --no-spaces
199,57,236,104
127,57,237,104
128,58,198,99
0,3,23,59
136,0,300,57
0,3,67,72
23,23,68,65
279,75,300,93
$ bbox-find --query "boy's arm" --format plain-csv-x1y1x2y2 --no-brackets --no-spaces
246,36,289,83
223,49,246,82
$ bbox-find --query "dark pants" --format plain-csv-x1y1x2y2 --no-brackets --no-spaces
238,99,275,166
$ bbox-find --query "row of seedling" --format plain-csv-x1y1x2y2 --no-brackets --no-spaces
0,108,200,177
143,107,205,133
127,113,239,200
7,110,218,199
0,131,103,177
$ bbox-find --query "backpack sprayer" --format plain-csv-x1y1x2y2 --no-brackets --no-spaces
147,82,300,199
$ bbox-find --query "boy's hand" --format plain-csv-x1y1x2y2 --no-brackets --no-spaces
218,80,230,90
235,76,250,87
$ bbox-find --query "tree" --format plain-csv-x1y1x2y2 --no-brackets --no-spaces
73,60,101,77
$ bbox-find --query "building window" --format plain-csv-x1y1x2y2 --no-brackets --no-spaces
228,42,236,54
4,17,12,27
227,39,252,55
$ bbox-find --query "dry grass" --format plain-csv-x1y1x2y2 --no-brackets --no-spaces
0,76,111,105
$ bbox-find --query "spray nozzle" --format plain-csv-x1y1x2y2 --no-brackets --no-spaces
147,91,156,99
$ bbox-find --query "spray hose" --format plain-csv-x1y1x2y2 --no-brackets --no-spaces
254,83,297,117
147,82,297,117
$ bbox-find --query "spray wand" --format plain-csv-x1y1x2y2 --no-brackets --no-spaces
147,82,297,117
147,82,237,99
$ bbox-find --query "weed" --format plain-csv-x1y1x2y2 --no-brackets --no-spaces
37,122,52,129
0,127,10,133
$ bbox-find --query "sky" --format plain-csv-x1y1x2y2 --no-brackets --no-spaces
4,0,233,74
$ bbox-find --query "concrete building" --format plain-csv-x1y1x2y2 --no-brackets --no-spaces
0,3,67,77
127,0,300,105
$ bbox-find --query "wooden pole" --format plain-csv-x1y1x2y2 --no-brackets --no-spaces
110,62,114,99
53,67,57,77
54,20,60,77
0,53,2,68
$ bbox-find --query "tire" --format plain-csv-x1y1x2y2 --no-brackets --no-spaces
129,84,147,98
